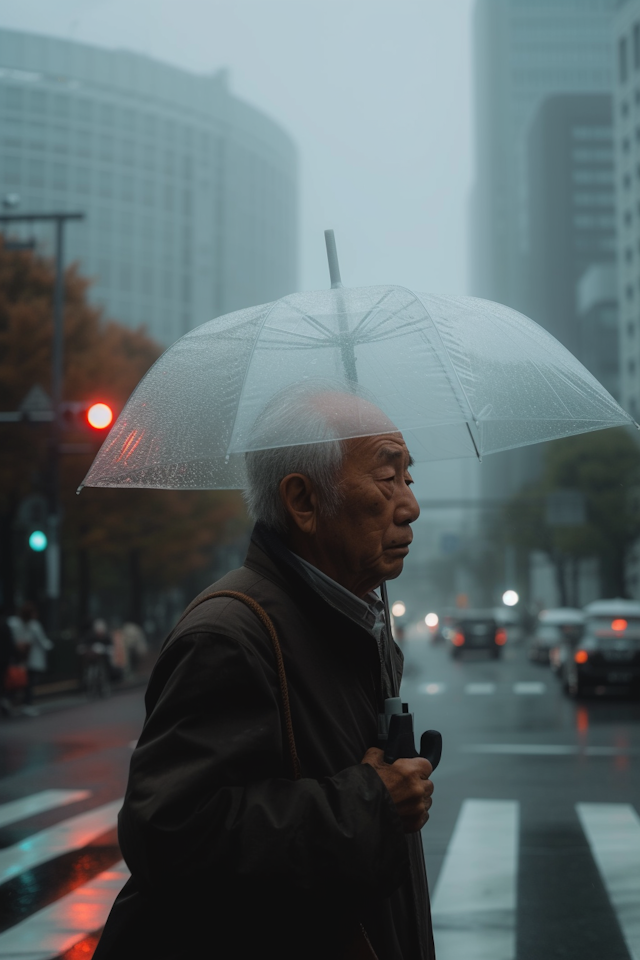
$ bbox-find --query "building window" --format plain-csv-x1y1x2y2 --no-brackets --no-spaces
628,284,635,300
634,23,640,69
620,35,629,83
624,137,631,153
629,359,636,375
627,247,634,263
625,173,632,189
626,209,633,226
623,100,630,117
628,322,636,337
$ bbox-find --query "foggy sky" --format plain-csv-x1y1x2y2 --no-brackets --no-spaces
0,0,475,295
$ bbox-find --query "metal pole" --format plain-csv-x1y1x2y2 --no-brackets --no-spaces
46,217,64,625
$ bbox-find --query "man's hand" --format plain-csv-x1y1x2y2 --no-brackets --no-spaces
361,748,433,833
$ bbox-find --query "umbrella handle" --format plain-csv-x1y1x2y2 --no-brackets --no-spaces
382,711,443,772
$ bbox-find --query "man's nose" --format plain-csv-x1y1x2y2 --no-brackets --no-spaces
396,484,420,524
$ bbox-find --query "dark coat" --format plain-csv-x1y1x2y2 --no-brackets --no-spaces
94,535,435,960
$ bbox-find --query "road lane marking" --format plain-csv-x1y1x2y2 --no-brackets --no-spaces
431,799,519,959
418,683,446,695
0,791,91,830
513,682,546,695
0,800,122,884
464,683,496,695
0,860,130,959
461,744,639,756
577,803,640,958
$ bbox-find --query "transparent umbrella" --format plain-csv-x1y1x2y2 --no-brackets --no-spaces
81,231,636,491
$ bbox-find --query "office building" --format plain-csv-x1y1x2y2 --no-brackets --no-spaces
528,94,617,397
614,0,640,418
471,0,616,500
0,28,298,344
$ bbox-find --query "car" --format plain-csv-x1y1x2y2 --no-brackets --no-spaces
447,610,507,659
530,608,584,665
563,599,640,698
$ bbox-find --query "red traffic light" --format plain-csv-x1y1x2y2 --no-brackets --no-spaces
86,402,113,430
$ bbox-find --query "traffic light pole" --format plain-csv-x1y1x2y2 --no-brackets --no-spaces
0,212,84,632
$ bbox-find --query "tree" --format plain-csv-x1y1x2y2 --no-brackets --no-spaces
503,428,640,601
0,239,248,628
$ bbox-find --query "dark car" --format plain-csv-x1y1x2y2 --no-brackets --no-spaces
447,610,507,659
563,599,640,698
530,608,584,665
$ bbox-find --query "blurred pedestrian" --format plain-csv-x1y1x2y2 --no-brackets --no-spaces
94,390,435,960
20,602,53,717
122,621,148,676
0,611,16,717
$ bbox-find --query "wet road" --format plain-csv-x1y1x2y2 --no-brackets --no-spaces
402,632,640,960
0,638,638,959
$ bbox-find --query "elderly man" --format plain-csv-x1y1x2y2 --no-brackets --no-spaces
94,389,435,960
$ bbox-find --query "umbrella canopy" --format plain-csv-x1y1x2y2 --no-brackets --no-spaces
82,241,635,492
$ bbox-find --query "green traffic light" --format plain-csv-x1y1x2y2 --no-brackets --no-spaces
28,530,48,552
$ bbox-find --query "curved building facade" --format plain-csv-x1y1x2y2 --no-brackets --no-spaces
0,29,298,343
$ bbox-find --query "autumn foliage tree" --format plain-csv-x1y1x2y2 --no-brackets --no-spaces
0,239,248,631
503,428,640,603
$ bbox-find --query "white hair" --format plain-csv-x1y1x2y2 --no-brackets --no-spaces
243,382,357,534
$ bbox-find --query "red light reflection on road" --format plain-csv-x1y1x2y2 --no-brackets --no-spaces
576,707,589,734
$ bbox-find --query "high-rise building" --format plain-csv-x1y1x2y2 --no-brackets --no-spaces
528,94,617,396
613,0,640,419
0,28,298,345
471,0,616,499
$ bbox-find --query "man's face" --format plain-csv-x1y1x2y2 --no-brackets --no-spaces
315,431,419,597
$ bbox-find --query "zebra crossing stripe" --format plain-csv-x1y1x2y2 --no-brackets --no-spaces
431,799,519,960
464,683,496,695
0,791,91,831
0,799,122,885
577,803,640,959
0,860,130,959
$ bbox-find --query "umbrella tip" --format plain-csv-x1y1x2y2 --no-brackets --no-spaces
324,230,343,289
76,483,84,495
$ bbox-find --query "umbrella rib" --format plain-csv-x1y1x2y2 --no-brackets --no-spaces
262,326,335,346
349,289,397,336
275,301,336,338
398,287,479,425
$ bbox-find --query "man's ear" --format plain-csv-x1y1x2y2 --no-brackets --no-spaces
279,474,317,534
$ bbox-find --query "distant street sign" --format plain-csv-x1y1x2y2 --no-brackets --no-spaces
546,490,586,526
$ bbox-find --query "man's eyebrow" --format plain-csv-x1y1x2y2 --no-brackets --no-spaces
376,447,414,468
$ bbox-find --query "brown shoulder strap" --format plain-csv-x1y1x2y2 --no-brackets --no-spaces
176,589,301,781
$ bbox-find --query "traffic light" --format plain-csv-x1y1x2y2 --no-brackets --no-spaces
28,530,48,552
59,401,114,432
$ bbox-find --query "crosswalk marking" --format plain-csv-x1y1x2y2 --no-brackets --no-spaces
418,682,446,695
0,860,130,959
431,799,519,959
461,744,639,756
0,800,122,885
577,803,640,959
0,791,91,831
513,681,546,695
464,683,496,695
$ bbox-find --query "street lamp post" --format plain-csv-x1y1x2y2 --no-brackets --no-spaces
0,211,84,631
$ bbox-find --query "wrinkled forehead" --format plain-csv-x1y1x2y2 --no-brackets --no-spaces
309,391,398,437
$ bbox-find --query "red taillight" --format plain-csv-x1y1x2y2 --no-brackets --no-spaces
574,649,589,664
495,629,507,645
453,632,465,647
611,619,627,632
